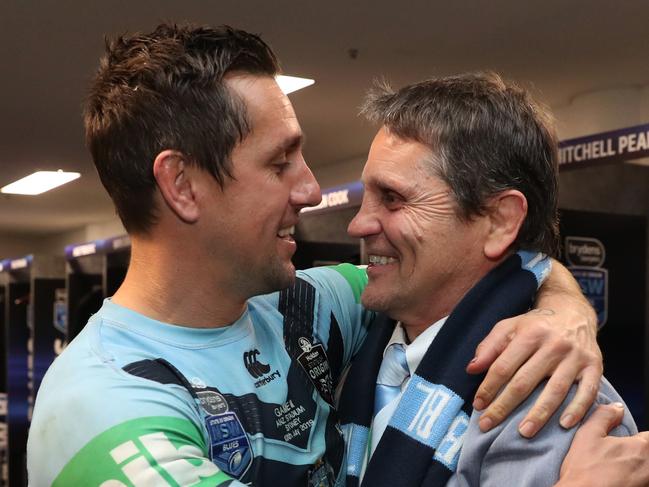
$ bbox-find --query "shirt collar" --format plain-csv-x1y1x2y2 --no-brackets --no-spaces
387,317,448,374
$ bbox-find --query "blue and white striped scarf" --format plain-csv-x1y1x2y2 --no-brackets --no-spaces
338,251,550,487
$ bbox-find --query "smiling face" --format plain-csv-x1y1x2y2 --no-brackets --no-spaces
197,74,321,299
348,127,493,329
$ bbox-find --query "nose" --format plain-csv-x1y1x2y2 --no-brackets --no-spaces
347,195,381,238
290,157,322,210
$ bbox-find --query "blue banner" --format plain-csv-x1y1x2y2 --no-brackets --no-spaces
65,235,130,260
559,122,649,169
0,256,33,273
301,181,364,215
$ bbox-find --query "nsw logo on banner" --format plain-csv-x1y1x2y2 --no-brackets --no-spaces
565,236,608,328
570,267,608,327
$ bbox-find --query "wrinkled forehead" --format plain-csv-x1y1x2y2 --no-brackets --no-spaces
362,127,437,184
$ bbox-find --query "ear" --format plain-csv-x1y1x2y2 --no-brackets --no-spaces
483,190,527,260
152,150,200,224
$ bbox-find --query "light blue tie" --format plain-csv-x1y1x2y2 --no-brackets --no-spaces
374,343,410,416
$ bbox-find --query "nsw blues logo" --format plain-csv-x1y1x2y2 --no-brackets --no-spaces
206,412,253,479
565,236,609,328
570,266,608,327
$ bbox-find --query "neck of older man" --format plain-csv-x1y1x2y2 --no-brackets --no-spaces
399,260,499,342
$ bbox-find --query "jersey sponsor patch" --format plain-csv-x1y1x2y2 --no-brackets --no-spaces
52,416,232,486
297,337,335,407
197,390,229,416
206,412,253,479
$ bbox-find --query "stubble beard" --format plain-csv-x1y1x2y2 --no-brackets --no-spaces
235,254,295,299
361,282,399,315
263,257,296,293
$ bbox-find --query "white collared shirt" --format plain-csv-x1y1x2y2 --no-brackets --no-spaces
360,316,448,480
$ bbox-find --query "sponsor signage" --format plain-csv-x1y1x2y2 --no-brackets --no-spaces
10,256,31,271
301,181,364,215
565,236,605,267
559,122,649,169
0,256,33,272
565,236,608,327
65,235,131,260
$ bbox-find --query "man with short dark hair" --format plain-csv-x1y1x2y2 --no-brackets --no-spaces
25,24,640,487
339,72,637,487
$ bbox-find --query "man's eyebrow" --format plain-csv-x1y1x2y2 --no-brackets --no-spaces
273,133,304,156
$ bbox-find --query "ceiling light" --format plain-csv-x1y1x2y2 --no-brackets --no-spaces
276,75,315,95
1,170,81,195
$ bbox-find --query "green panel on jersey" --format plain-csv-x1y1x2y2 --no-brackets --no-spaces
53,416,232,487
328,263,367,304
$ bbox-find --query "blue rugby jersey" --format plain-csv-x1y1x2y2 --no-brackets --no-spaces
27,264,372,486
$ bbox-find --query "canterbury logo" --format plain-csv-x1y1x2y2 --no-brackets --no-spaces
243,349,271,379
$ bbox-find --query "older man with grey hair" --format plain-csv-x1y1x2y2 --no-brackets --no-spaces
339,72,640,487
